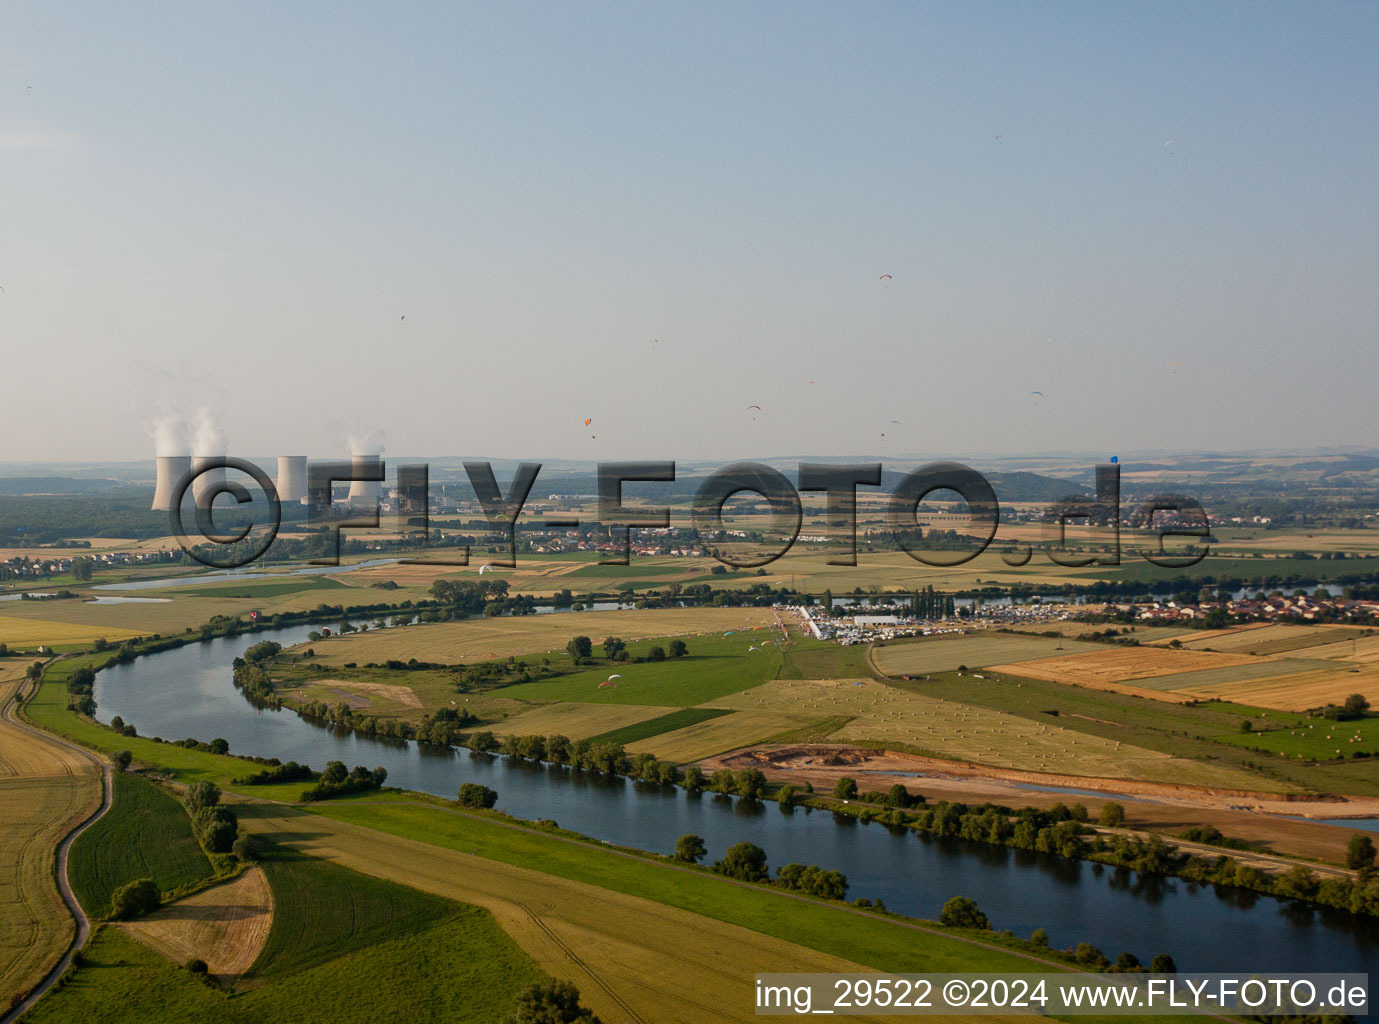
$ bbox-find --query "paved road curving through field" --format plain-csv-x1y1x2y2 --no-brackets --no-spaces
0,665,113,1024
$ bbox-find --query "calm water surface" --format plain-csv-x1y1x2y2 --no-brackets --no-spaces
92,624,1379,973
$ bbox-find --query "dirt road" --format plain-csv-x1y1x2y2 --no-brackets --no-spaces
0,664,110,1024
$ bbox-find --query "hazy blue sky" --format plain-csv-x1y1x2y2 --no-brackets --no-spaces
2,2,1376,462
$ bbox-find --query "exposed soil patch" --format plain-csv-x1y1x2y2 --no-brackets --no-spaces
120,866,274,979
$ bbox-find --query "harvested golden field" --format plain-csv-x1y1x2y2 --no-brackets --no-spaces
1290,633,1379,664
1178,666,1379,711
0,615,147,648
121,867,274,978
870,633,1076,676
304,607,777,665
627,710,814,762
234,802,909,1024
990,646,1258,688
0,663,103,1009
492,702,675,740
704,678,1276,790
1171,623,1359,656
1000,622,1190,642
0,597,250,636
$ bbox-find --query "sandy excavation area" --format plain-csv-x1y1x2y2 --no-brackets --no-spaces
120,867,274,978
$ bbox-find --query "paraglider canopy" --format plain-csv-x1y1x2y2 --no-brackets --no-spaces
583,417,592,426
1110,456,1119,464
879,274,892,280
607,674,622,680
746,404,762,412
478,564,493,574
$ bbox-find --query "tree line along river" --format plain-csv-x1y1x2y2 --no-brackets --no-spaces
90,622,1379,974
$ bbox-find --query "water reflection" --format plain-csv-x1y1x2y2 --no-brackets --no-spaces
89,622,1379,974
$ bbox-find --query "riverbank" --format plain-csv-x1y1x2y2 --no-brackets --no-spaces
702,743,1378,866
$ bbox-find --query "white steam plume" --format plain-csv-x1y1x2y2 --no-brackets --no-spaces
345,426,386,457
193,407,229,456
145,409,189,457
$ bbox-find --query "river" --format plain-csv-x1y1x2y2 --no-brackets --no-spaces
91,623,1379,973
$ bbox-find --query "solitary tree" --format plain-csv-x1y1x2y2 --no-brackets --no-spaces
70,557,93,582
673,833,707,863
1346,834,1376,870
714,841,768,882
502,980,602,1024
565,636,592,661
1150,954,1177,973
668,639,688,658
833,777,858,800
1112,952,1142,973
112,750,133,772
109,878,161,921
1342,693,1371,719
458,783,499,809
939,896,990,930
647,646,667,662
1098,802,1126,827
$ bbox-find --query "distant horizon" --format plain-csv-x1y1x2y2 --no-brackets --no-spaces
2,444,1377,479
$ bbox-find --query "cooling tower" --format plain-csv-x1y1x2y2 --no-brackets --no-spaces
347,455,383,505
192,456,227,510
151,455,192,511
276,455,308,504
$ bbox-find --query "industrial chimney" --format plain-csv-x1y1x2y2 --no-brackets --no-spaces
276,456,308,504
151,455,192,511
347,455,383,506
192,456,227,510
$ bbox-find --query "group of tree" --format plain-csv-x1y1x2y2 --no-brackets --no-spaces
233,760,314,786
430,577,512,617
186,782,238,853
684,836,847,899
299,761,388,802
828,779,921,809
699,767,768,798
475,731,682,785
63,664,98,716
911,586,956,619
887,796,1379,918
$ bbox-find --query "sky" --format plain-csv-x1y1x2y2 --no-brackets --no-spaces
1,2,1377,463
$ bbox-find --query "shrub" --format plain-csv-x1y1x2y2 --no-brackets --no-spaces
458,783,499,809
502,979,602,1024
1346,834,1376,870
109,878,161,921
833,777,858,800
185,958,208,975
714,841,768,882
1098,802,1126,827
939,896,990,930
673,833,706,863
